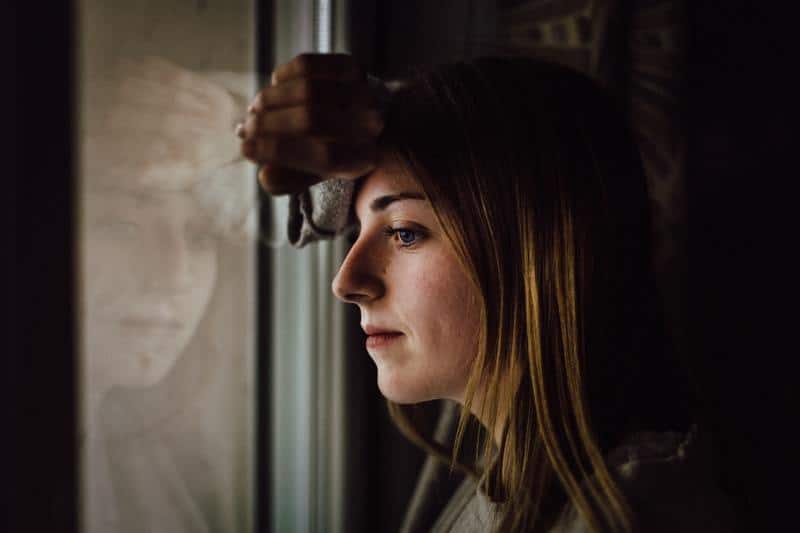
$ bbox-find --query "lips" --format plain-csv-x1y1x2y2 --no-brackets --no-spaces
362,324,404,350
119,316,185,329
365,332,403,349
362,324,402,336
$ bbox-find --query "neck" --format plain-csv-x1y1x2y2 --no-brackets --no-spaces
458,391,507,450
460,370,520,449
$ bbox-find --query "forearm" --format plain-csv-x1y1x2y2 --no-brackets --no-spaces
284,74,398,248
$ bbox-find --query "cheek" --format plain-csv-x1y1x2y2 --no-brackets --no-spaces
83,239,137,314
404,258,480,369
185,248,218,316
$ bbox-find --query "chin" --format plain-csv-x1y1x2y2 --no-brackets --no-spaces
116,351,180,389
376,369,435,404
116,370,169,389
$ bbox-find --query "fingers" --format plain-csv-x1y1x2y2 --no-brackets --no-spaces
271,53,364,85
239,105,383,141
242,136,378,184
239,53,380,196
244,77,378,140
248,77,372,114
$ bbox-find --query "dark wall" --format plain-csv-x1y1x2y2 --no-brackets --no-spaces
687,2,790,531
2,5,17,533
351,0,499,79
9,3,78,533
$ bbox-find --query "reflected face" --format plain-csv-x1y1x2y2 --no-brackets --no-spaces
80,56,246,391
331,166,481,404
83,187,218,389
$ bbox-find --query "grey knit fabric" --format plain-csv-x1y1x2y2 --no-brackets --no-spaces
286,74,393,247
287,177,357,247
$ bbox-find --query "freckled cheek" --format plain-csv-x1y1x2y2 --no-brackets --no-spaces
403,267,478,359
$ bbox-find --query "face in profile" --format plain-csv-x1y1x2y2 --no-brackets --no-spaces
332,164,481,404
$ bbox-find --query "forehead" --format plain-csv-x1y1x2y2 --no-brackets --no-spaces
355,163,422,208
85,185,202,215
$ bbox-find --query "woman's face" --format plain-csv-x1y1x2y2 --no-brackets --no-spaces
81,56,242,392
332,164,481,404
83,186,218,390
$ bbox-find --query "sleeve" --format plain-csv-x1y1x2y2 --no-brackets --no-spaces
286,73,394,248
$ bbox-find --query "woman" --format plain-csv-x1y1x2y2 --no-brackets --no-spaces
239,53,735,532
82,55,257,533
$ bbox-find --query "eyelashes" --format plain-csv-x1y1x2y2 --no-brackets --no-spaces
381,225,426,248
349,222,429,249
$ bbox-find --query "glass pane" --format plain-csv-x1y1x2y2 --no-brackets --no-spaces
76,2,257,532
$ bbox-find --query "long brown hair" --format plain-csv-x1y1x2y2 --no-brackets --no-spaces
376,56,695,532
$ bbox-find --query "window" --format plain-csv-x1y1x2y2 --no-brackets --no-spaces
77,2,258,531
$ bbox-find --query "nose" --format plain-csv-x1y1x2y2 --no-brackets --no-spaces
331,237,384,304
143,225,196,292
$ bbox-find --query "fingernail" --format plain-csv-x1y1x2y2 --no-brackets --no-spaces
270,71,278,86
247,104,256,114
235,123,245,138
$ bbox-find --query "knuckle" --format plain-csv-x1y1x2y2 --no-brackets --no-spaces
253,91,267,110
267,89,281,110
243,115,257,137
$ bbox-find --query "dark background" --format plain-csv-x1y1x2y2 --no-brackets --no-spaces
8,1,793,532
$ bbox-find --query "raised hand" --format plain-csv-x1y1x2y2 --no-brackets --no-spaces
237,53,385,195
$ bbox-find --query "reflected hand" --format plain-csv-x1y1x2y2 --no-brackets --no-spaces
87,56,244,191
237,53,385,195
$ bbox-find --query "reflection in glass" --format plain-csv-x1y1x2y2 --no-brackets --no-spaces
78,3,257,531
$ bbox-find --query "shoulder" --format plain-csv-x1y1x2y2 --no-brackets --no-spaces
430,475,498,533
552,424,738,533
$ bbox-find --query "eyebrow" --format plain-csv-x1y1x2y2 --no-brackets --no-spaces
87,186,187,207
353,191,427,225
369,191,427,212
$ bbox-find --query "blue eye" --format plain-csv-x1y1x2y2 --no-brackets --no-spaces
382,225,424,248
396,229,416,245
